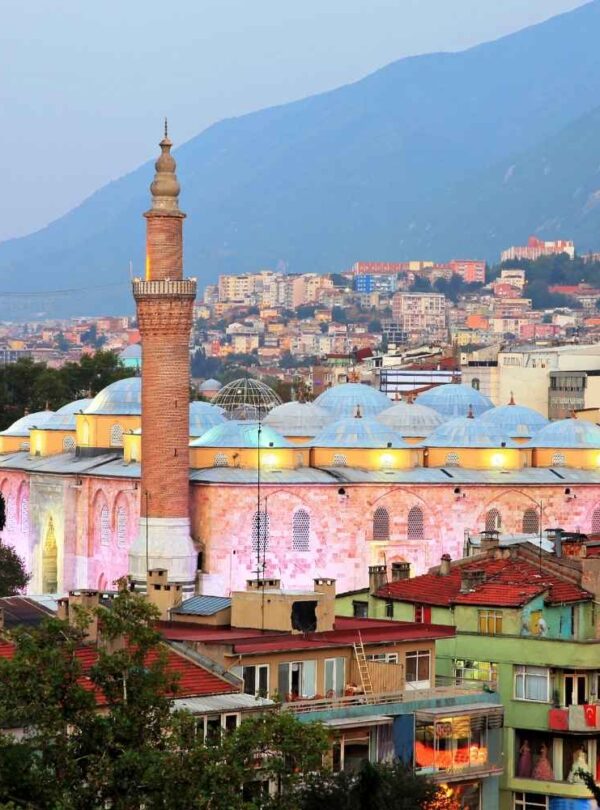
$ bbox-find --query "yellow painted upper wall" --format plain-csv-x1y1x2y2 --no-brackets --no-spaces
75,413,140,450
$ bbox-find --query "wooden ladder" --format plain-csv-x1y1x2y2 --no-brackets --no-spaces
353,632,374,702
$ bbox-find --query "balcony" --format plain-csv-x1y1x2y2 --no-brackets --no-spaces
132,279,197,298
548,704,600,732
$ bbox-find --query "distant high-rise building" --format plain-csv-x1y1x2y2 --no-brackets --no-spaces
501,236,575,263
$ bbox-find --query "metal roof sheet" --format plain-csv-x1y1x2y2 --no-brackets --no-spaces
173,595,232,616
172,694,274,713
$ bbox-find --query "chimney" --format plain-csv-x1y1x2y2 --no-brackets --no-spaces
391,562,411,581
246,578,281,591
63,590,101,642
146,568,183,620
480,530,500,554
460,569,486,594
369,564,387,594
439,554,452,576
314,577,336,598
546,528,564,557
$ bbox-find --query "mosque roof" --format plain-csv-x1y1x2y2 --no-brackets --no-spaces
190,421,292,449
263,401,333,437
0,410,55,437
198,378,222,393
479,399,548,438
314,383,393,419
118,344,141,360
530,418,600,449
424,415,514,448
41,399,93,431
311,415,410,448
84,377,141,415
189,401,227,437
376,400,445,437
415,383,493,418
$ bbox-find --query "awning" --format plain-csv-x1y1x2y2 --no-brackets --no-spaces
416,702,503,728
323,715,393,729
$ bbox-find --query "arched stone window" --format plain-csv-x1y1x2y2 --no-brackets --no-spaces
445,452,460,467
332,453,348,467
110,424,124,447
522,508,540,535
485,508,502,532
63,435,76,452
116,506,127,548
292,509,310,552
471,378,480,391
552,453,566,467
4,495,15,532
19,493,29,532
214,453,229,467
20,441,30,452
373,507,390,541
100,505,110,546
42,516,58,593
592,507,600,534
407,506,424,540
251,511,270,554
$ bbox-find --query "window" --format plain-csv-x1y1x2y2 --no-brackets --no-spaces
222,713,240,733
454,659,497,685
414,605,431,623
292,509,310,551
373,507,390,541
278,660,316,700
20,495,29,532
100,505,110,546
63,435,76,452
485,508,502,532
514,665,550,702
552,453,566,467
116,506,127,548
514,729,554,782
479,610,503,635
332,453,347,467
522,508,540,535
564,671,587,706
407,507,424,540
472,378,480,391
367,653,399,664
214,453,229,467
592,507,600,534
445,452,460,467
4,496,15,532
251,511,270,554
20,441,30,452
241,664,269,697
385,600,394,619
110,423,124,447
352,601,368,618
405,650,431,689
324,657,345,697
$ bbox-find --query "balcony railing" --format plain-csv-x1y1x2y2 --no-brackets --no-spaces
548,704,600,732
132,279,197,297
284,678,490,714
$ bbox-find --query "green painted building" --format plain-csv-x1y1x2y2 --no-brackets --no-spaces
336,538,600,810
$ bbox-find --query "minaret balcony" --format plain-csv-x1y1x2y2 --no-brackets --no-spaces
132,279,196,298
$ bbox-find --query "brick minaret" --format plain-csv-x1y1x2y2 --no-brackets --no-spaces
129,123,197,588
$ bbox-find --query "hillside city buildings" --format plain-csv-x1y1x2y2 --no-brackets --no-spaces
1,133,599,810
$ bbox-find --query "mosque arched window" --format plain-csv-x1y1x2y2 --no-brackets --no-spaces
63,435,76,452
471,378,480,391
4,496,15,532
552,452,566,467
251,511,270,554
373,507,390,541
19,494,29,533
485,508,502,532
292,509,310,552
407,506,424,540
592,507,600,534
100,506,110,546
522,508,540,535
42,516,58,593
116,506,127,548
445,452,460,467
20,441,30,452
332,454,348,467
214,453,229,467
110,424,124,448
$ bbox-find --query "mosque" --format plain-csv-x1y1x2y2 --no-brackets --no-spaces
1,131,600,597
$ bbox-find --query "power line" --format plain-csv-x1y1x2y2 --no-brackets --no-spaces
0,282,129,298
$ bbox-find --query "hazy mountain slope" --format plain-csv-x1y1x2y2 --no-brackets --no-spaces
2,1,600,314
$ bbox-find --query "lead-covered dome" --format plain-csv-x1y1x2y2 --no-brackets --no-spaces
264,401,333,438
314,383,392,419
311,415,409,448
212,378,282,420
0,410,55,437
189,401,226,437
377,400,444,438
530,418,600,449
415,383,493,419
198,378,222,394
42,399,92,430
424,416,513,448
191,421,292,448
479,399,548,438
84,377,141,415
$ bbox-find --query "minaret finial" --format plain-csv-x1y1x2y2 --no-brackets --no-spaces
164,117,168,139
148,121,180,212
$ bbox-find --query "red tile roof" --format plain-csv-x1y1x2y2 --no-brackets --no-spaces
158,616,455,654
377,558,592,609
0,640,236,705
